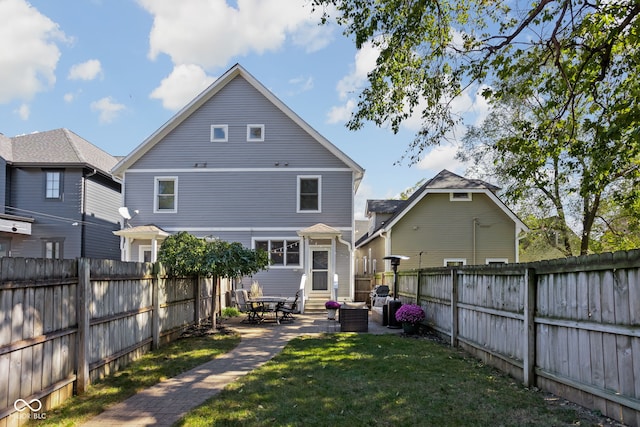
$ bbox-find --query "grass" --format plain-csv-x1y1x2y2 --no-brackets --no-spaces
34,329,240,427
178,334,604,427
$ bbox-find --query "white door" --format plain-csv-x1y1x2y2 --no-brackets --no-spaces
310,247,331,296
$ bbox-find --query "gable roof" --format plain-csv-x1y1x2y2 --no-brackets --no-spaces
356,169,527,247
5,129,118,177
111,63,365,188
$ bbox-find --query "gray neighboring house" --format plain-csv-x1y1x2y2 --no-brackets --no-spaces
112,64,364,309
0,129,122,260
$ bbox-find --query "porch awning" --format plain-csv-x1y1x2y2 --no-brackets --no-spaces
297,223,342,238
112,224,170,240
0,214,34,235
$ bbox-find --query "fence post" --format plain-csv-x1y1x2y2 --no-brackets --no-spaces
194,275,201,325
76,258,90,394
450,269,459,347
523,268,537,387
152,263,160,350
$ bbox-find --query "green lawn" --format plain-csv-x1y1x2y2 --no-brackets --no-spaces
34,330,240,427
178,334,606,427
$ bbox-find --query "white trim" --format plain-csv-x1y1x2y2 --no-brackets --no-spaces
139,245,152,263
486,258,508,264
210,125,228,142
444,258,467,266
154,176,178,213
125,167,353,173
163,226,353,232
449,192,472,201
297,175,322,213
251,237,302,269
246,124,264,142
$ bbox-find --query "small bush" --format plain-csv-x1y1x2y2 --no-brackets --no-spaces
221,307,241,317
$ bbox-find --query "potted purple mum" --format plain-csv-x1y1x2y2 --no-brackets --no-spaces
395,304,425,334
325,300,341,319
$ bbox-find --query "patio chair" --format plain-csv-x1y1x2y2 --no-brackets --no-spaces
277,290,300,322
235,289,258,323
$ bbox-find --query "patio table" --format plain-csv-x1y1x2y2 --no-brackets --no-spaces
247,296,288,324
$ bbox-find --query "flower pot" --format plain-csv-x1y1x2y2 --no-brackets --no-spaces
327,308,337,320
402,322,419,334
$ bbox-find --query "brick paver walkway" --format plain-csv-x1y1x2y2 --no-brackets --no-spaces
81,313,397,426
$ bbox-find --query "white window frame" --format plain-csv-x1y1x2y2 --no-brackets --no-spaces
450,192,472,201
247,124,264,142
252,238,301,269
45,170,62,199
210,125,228,142
444,258,467,267
154,176,178,213
486,258,508,264
139,245,152,263
297,175,322,213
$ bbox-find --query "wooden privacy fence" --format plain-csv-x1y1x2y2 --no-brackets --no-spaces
390,249,640,427
0,257,214,425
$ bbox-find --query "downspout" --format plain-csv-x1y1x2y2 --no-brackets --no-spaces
81,169,97,257
337,235,353,301
472,218,478,265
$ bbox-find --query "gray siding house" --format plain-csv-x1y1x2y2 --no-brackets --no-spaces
112,64,364,308
0,129,122,260
355,170,528,273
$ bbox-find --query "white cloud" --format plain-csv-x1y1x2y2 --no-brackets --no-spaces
287,75,314,96
138,0,330,69
327,41,379,124
416,143,465,173
150,64,216,111
335,42,379,100
68,59,102,81
0,0,67,103
90,97,125,123
14,103,30,120
327,98,356,124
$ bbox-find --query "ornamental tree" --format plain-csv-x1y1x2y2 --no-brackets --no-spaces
158,231,269,328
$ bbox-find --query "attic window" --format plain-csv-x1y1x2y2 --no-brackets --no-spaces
247,124,264,142
211,125,228,142
450,192,471,201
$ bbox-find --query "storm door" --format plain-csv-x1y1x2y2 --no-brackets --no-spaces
310,247,330,292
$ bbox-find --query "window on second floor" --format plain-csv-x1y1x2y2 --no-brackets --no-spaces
297,176,321,212
155,177,178,213
211,125,228,142
450,192,472,201
45,171,62,199
247,124,264,142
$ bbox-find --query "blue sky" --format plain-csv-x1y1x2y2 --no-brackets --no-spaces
0,0,489,219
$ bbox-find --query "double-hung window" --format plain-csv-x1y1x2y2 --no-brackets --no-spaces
155,177,178,213
297,176,321,212
45,170,62,199
254,239,300,267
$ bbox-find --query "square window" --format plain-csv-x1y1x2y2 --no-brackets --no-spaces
211,125,228,142
247,125,264,142
155,177,177,213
